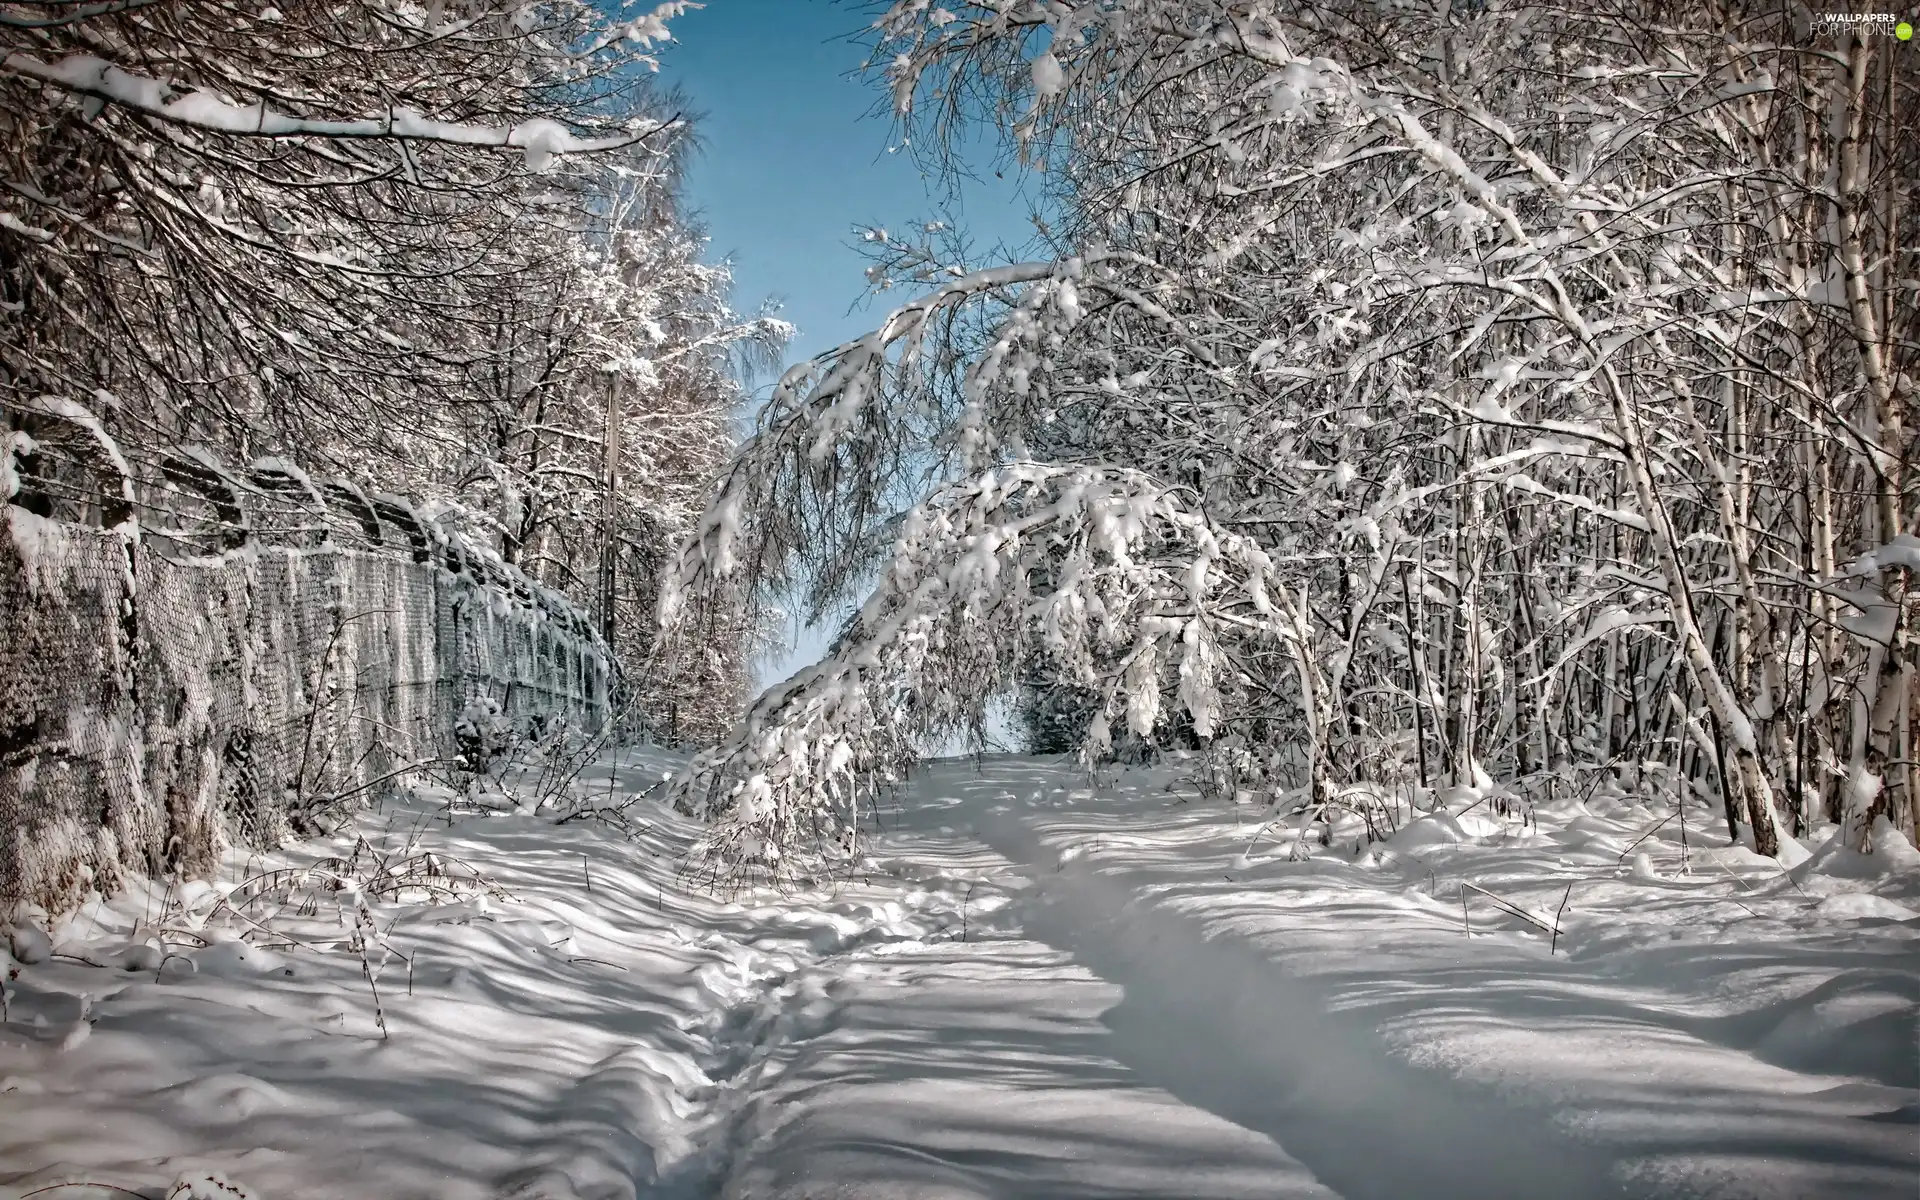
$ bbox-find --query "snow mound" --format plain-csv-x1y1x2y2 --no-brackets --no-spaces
7,922,52,964
1794,816,1920,884
190,937,286,978
1740,975,1920,1090
108,941,164,972
1390,812,1474,848
1816,893,1918,923
162,1073,295,1122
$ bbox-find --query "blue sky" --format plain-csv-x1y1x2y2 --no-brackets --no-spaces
654,0,1037,692
658,0,1037,373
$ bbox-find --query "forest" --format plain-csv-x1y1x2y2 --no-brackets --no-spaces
5,1,1911,866
0,4,1915,1198
3,0,778,749
662,0,1916,873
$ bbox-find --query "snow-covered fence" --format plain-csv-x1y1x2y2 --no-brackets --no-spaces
1,407,613,914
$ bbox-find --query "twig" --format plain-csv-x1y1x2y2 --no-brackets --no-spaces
1551,882,1575,955
310,757,449,811
1615,812,1678,863
1702,856,1766,919
1756,850,1814,900
293,605,393,818
1460,880,1559,936
351,902,389,1040
1677,792,1690,874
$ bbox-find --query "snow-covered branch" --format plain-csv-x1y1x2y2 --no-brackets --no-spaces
5,52,680,167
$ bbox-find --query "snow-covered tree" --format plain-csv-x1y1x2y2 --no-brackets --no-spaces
2,1,774,731
663,0,1913,869
3,1,679,459
443,169,787,743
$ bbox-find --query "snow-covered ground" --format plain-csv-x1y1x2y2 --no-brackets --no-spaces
3,751,1916,1199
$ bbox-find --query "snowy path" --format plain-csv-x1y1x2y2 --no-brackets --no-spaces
718,758,1916,1199
718,938,1331,1200
708,809,1331,1200
2,751,1915,1199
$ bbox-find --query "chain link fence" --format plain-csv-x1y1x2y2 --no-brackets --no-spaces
2,402,613,915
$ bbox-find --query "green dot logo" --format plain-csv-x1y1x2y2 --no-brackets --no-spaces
1899,20,1914,39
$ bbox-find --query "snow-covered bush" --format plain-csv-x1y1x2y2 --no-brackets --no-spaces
454,698,517,781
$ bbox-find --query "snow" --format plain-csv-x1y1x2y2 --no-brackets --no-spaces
1838,592,1900,648
511,118,572,173
1032,53,1065,99
5,925,51,966
0,212,55,243
7,505,79,595
0,431,31,501
17,395,132,486
1850,535,1920,575
246,457,323,508
4,53,672,160
2,752,1914,1198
